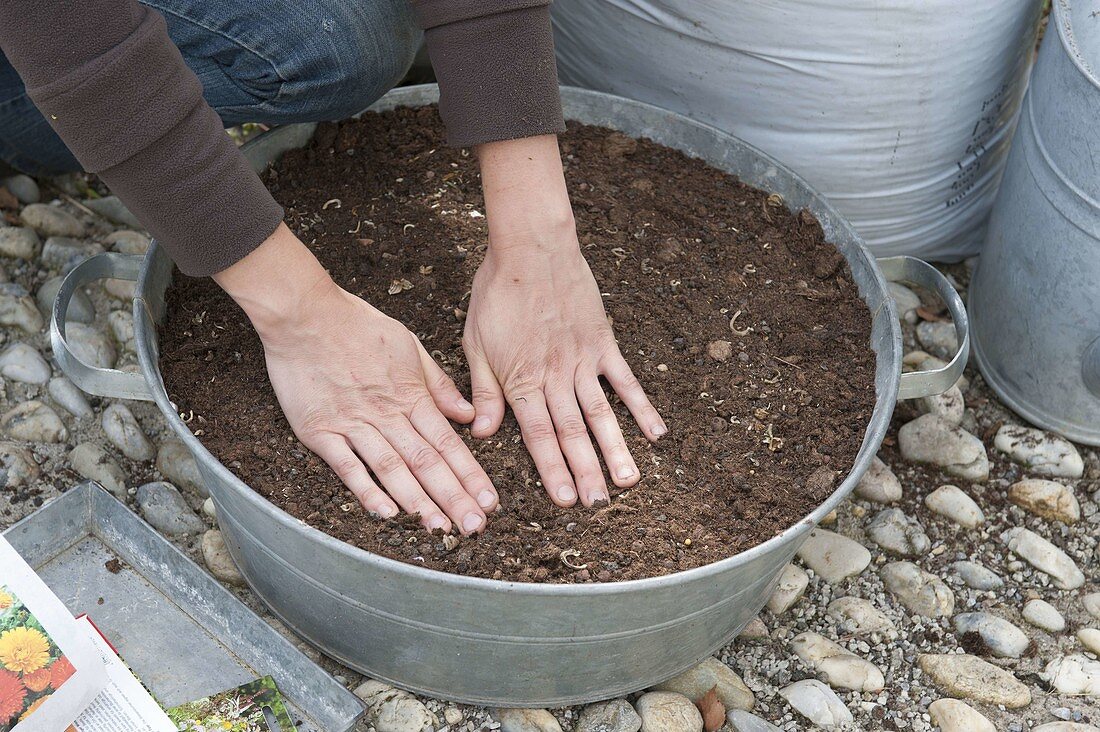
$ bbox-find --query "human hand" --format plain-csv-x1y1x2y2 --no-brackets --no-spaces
213,224,497,533
464,136,667,507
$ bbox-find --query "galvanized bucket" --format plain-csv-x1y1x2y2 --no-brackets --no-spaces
51,85,967,706
970,0,1100,445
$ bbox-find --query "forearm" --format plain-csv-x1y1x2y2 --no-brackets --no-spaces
477,134,579,266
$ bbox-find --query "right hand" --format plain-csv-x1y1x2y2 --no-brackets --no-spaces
213,224,497,534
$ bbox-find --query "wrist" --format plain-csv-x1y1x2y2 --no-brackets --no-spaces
212,223,337,339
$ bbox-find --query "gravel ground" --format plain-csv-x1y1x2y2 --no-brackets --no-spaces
1,179,1098,732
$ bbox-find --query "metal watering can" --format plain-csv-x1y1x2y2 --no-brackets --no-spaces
51,85,967,706
970,0,1100,444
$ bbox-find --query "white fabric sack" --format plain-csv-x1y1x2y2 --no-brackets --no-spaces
552,0,1042,261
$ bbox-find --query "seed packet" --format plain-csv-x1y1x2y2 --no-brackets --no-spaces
67,616,175,732
0,538,105,732
166,677,295,732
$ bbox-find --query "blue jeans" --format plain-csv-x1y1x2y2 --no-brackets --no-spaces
0,0,422,175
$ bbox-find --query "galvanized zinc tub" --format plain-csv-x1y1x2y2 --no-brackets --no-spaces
970,0,1100,445
51,85,967,706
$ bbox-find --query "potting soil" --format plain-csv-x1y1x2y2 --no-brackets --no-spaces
159,106,877,583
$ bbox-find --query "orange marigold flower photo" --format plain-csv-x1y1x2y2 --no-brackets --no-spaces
0,590,13,612
0,670,27,726
0,627,50,675
49,656,75,690
21,667,51,693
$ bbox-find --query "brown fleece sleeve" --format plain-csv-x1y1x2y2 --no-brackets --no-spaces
0,1,283,277
409,0,565,147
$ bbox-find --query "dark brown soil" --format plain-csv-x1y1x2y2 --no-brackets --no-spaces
159,106,877,583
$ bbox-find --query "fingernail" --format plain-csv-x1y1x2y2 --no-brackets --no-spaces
456,398,474,412
557,485,576,503
652,423,667,438
617,466,636,481
427,515,448,531
378,504,397,518
473,416,492,433
463,513,484,533
590,491,609,506
477,490,496,509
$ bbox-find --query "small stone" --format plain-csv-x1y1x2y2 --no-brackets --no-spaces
156,440,206,496
1083,593,1100,620
881,561,954,617
101,403,154,461
826,596,896,636
1009,479,1080,524
898,414,989,480
916,384,965,427
2,175,40,204
950,561,1002,590
36,275,94,324
795,528,871,582
778,680,852,728
791,632,884,692
68,442,126,498
916,320,959,359
443,707,463,726
919,653,1031,708
2,400,66,442
1079,628,1100,655
201,497,216,519
491,709,561,732
65,324,116,369
39,236,102,269
652,656,754,712
927,699,994,732
104,229,151,256
576,699,640,732
766,563,808,615
1043,655,1100,696
0,442,39,488
725,710,780,732
706,340,732,362
0,285,44,333
20,203,86,238
108,310,134,351
0,227,40,260
48,377,93,419
737,617,768,641
104,277,136,301
635,692,702,732
1002,527,1084,589
201,529,246,587
1023,599,1065,632
82,195,142,229
888,282,920,323
995,424,1084,478
0,342,50,384
953,612,1030,658
355,680,436,732
866,508,930,557
854,456,902,503
137,481,205,536
924,485,984,528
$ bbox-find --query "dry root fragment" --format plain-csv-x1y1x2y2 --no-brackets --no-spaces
560,548,588,570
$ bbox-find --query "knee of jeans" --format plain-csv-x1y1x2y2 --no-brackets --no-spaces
278,1,422,122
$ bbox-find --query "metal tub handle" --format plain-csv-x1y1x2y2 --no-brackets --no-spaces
51,252,154,401
879,255,970,400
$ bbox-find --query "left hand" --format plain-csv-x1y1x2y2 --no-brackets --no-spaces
464,135,667,508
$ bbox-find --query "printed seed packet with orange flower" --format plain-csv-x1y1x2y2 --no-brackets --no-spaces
0,538,105,732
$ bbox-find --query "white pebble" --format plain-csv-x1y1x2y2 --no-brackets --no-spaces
923,485,984,528
994,424,1084,478
0,342,50,384
101,402,154,461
